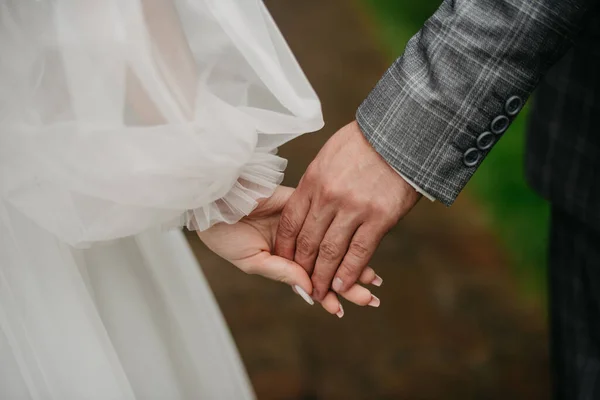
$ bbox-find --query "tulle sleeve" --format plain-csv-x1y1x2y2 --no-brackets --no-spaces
0,0,323,247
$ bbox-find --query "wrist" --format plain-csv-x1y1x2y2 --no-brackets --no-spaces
353,120,436,202
395,172,422,210
350,120,422,213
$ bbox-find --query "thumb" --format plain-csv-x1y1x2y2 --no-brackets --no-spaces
250,253,313,299
252,186,295,217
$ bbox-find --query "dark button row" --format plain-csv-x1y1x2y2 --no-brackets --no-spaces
462,96,523,167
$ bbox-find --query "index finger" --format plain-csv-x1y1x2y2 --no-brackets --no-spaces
240,252,314,300
274,189,310,261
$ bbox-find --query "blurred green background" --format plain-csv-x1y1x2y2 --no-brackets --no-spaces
360,0,550,300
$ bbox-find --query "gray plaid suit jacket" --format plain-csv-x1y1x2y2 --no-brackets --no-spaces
357,0,599,226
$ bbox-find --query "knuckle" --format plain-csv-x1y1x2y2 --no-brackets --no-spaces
349,240,371,259
303,165,318,183
320,184,341,202
347,193,366,208
278,212,299,239
375,204,389,216
337,263,359,281
369,199,388,215
296,234,317,257
341,194,370,214
319,240,341,262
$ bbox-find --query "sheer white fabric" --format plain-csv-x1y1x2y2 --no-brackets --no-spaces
0,0,323,398
0,0,323,247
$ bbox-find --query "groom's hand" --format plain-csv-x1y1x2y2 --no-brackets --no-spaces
275,121,420,300
199,185,386,317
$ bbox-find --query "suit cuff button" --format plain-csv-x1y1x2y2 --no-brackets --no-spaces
505,96,523,116
463,148,481,167
476,131,495,151
491,115,510,134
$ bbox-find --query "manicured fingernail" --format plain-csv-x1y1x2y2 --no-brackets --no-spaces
371,274,383,287
332,277,343,292
336,303,344,319
368,295,380,308
294,285,314,306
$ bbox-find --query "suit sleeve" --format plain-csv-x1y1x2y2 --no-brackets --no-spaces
356,0,596,205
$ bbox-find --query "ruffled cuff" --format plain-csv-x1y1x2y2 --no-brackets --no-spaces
182,149,287,231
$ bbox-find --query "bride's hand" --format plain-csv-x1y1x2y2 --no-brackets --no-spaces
198,186,382,318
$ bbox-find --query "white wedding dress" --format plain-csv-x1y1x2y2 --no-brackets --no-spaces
0,1,323,399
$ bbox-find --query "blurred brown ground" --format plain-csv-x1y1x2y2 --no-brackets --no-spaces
186,1,551,399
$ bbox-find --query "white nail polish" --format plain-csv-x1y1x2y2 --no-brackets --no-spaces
336,303,344,319
372,274,383,287
368,295,380,308
294,285,314,306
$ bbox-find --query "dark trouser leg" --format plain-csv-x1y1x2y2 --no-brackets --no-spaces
549,207,600,400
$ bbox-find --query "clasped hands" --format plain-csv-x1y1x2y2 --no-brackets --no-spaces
199,121,420,317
